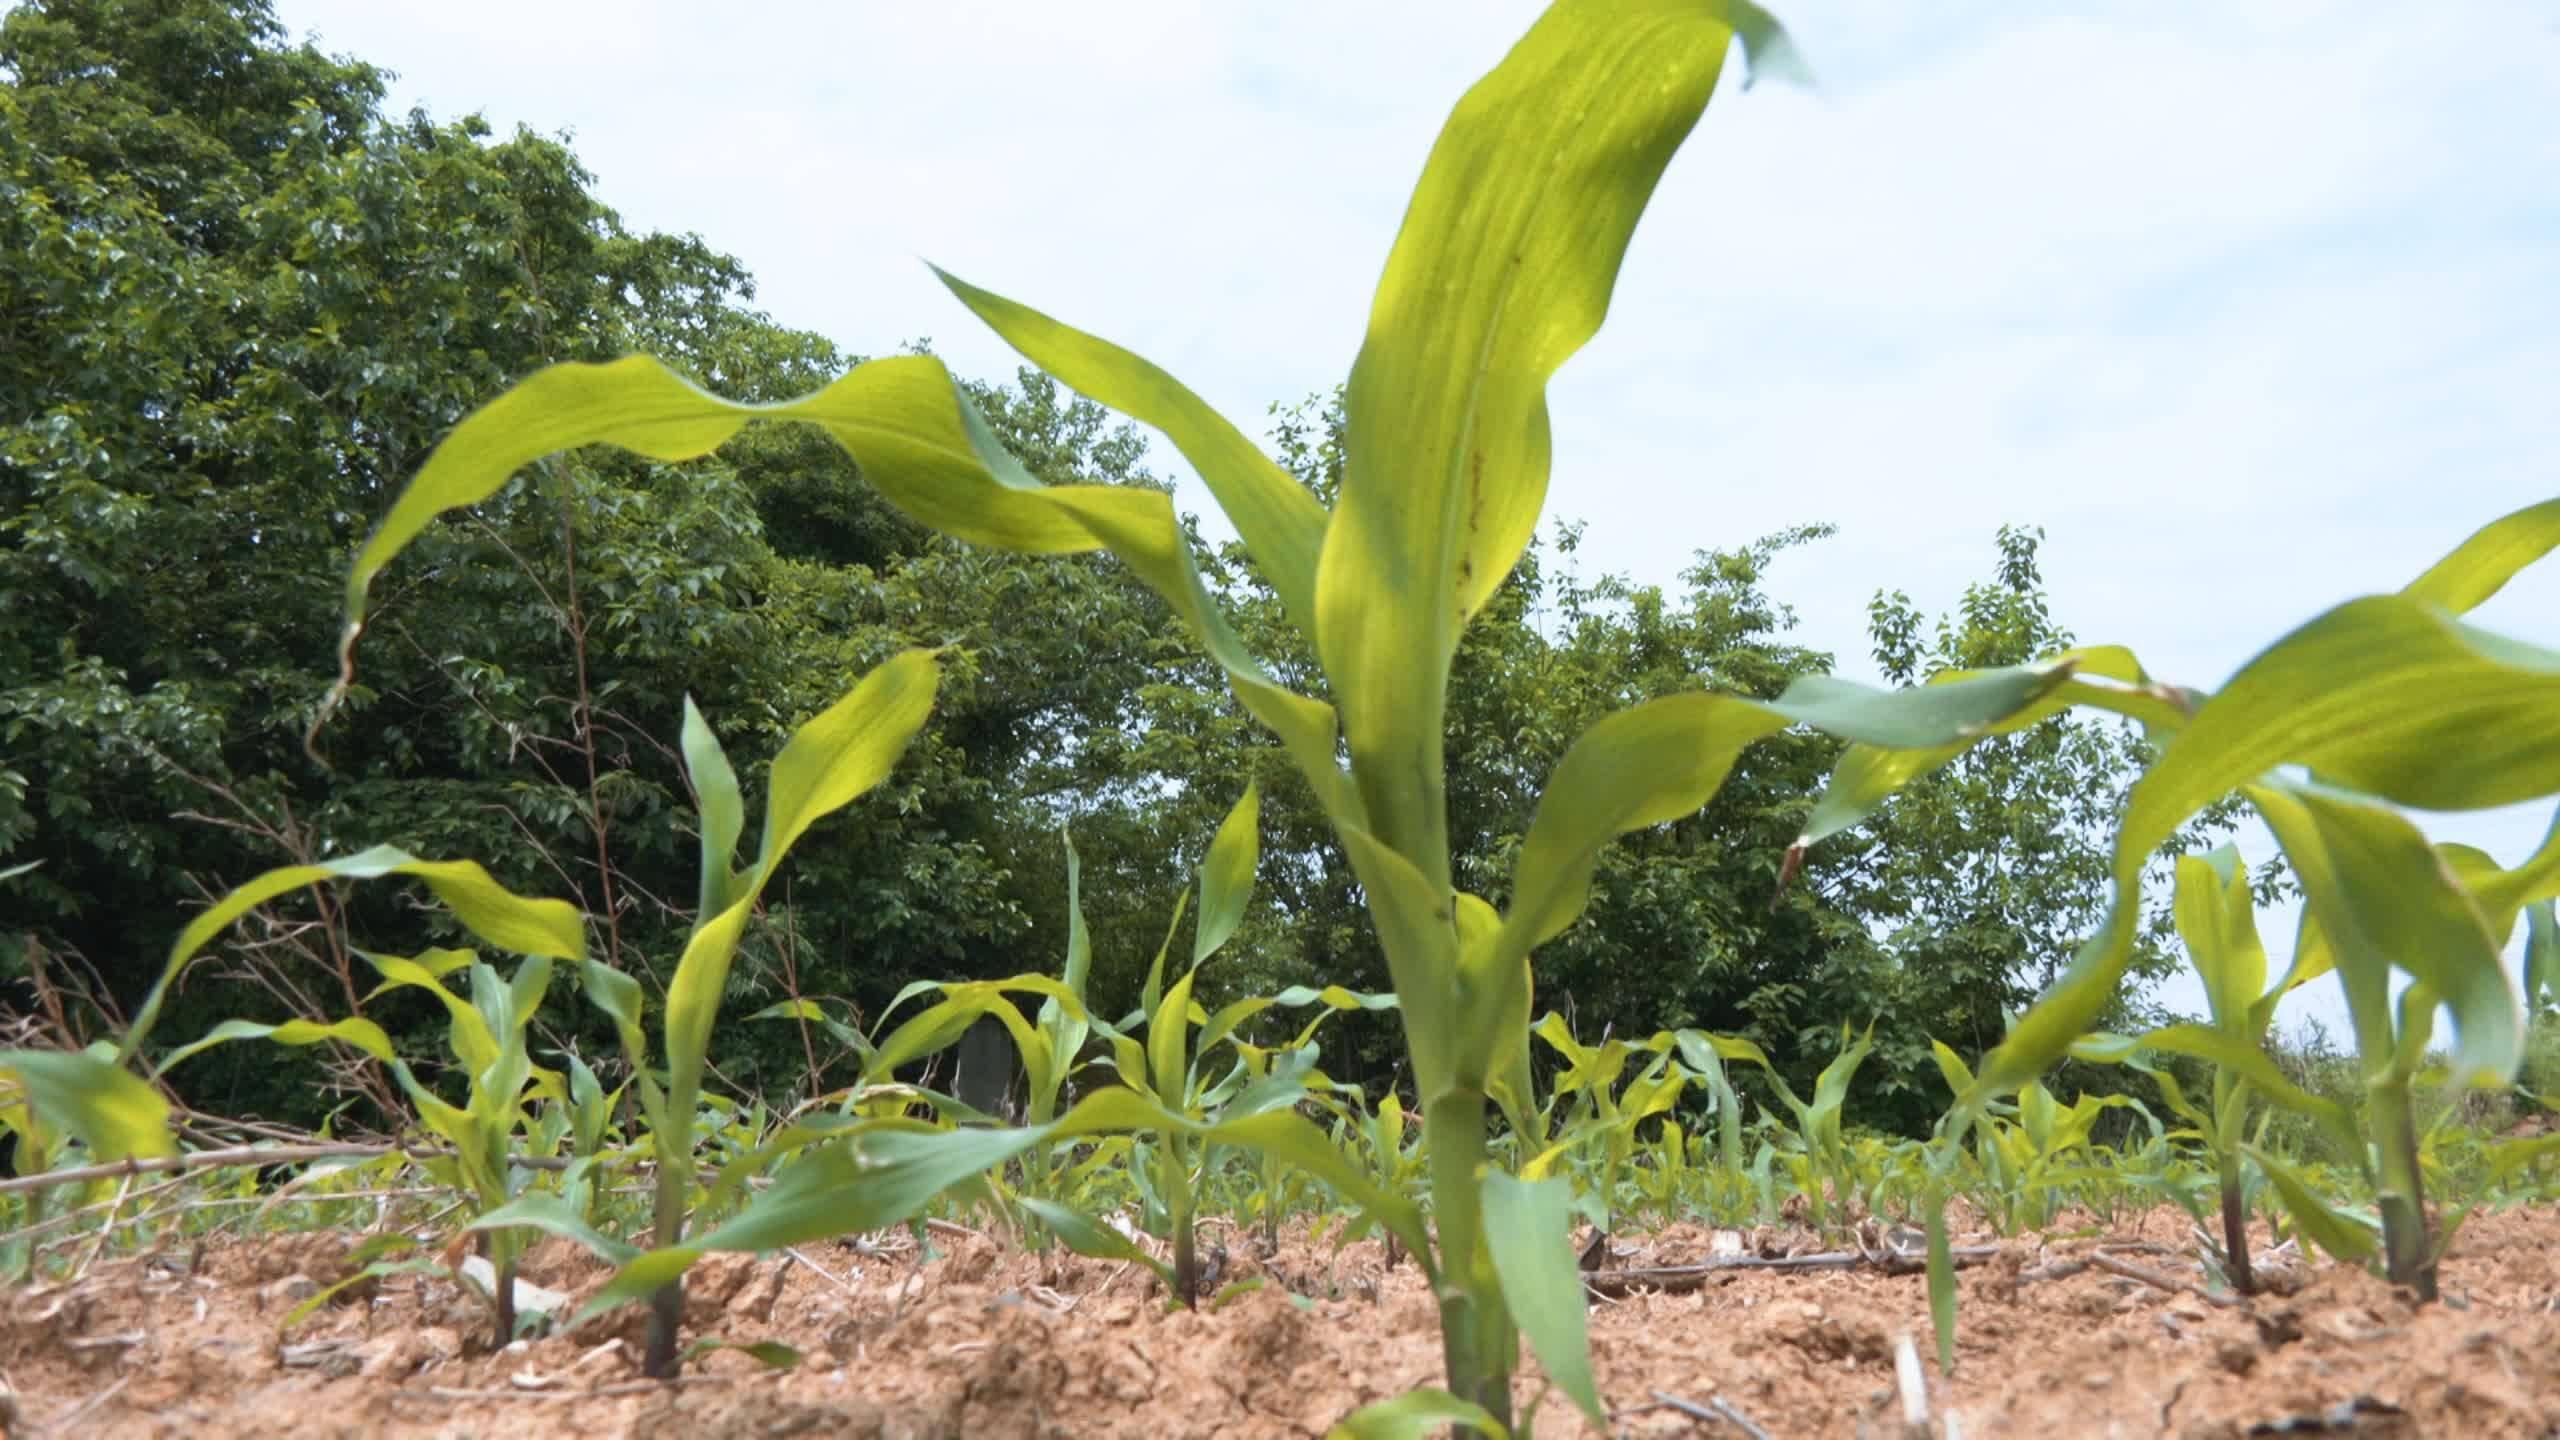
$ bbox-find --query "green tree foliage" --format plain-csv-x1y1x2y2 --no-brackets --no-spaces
0,0,1182,1122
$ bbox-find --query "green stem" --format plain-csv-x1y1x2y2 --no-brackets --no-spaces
2216,1149,2255,1296
2368,1079,2436,1301
1424,1089,1511,1430
641,1130,690,1378
1164,1135,1198,1308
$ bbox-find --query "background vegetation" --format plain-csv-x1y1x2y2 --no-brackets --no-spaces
5,0,2214,1137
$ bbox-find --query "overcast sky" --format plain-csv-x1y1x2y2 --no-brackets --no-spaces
271,0,2560,1042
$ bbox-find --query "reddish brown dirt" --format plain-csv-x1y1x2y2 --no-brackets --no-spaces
3,1205,2555,1437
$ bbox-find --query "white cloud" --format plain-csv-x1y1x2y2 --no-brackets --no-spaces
276,0,2560,1039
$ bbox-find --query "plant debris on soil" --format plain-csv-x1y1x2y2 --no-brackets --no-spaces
4,1204,2555,1438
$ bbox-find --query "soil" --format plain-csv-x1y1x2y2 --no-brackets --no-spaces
3,1204,2555,1438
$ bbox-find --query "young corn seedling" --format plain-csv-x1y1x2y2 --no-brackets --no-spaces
563,656,940,1376
0,847,584,1327
2067,846,2366,1291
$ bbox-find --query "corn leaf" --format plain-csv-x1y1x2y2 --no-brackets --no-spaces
931,271,1330,633
681,696,747,917
154,1017,398,1072
2244,1143,2383,1264
1192,782,1261,965
1970,591,2560,1109
1480,1170,1603,1429
2401,495,2560,612
127,846,583,1065
1318,0,1800,876
664,651,940,1115
0,1046,175,1163
2246,780,2521,1085
466,1191,641,1266
1014,1197,1175,1288
1325,1388,1508,1440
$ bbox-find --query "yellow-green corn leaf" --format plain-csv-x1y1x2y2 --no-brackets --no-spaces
2250,912,2340,1038
1928,1039,1977,1100
2248,780,2521,1086
1798,646,2183,848
1318,0,1801,877
865,976,1085,1086
126,846,583,1065
1198,984,1398,1060
0,1046,175,1163
1136,891,1190,1026
155,1017,398,1073
1325,1388,1508,1440
333,348,1359,836
2449,807,2560,943
1151,965,1201,1107
1479,1170,1604,1430
2243,1143,2382,1264
1192,782,1260,965
664,651,940,1113
2174,848,2267,1033
580,959,648,1072
2402,495,2560,612
1336,827,1464,1095
680,696,747,918
931,270,1330,634
360,950,498,1077
1967,590,2560,1111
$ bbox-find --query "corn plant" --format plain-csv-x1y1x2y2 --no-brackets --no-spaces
2068,847,2365,1290
1859,498,2560,1361
320,2,2230,1423
557,655,940,1375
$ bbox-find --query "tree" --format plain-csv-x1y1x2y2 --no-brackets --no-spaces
0,0,1190,1124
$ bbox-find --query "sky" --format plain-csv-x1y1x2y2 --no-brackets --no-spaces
268,0,2560,1042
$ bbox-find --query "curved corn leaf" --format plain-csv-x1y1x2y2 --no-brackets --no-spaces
360,950,498,1076
128,846,583,1065
1970,590,2560,1110
1045,1086,1431,1264
1325,1388,1508,1440
1480,663,2072,1089
155,1017,398,1073
0,1046,175,1163
2401,495,2560,612
2174,848,2267,1032
466,1191,641,1267
334,346,1360,838
1795,648,2177,846
1479,1170,1603,1431
2243,1143,2382,1264
2247,780,2520,1085
1014,1196,1175,1289
931,271,1330,634
1317,0,1801,878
